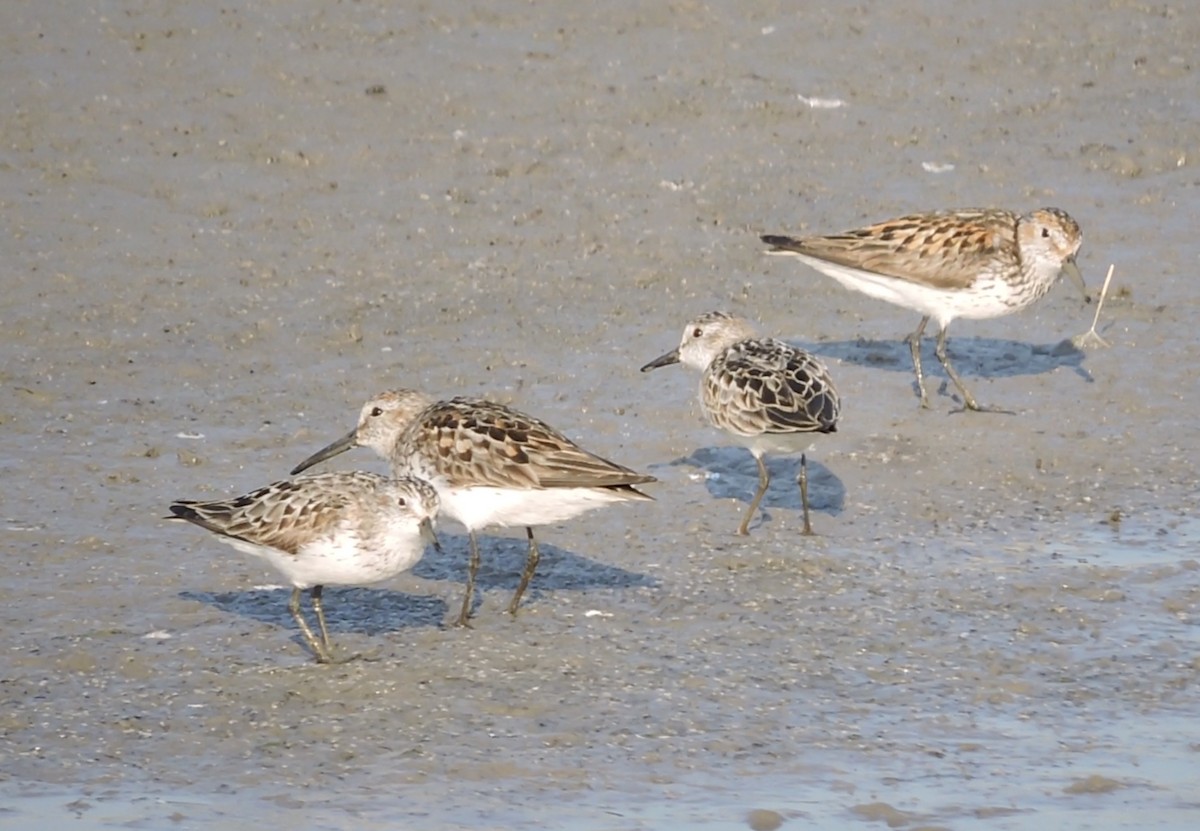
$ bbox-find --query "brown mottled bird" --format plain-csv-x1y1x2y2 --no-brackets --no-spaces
762,207,1086,411
168,471,440,663
642,311,839,536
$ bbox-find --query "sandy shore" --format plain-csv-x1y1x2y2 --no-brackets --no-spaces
2,1,1198,828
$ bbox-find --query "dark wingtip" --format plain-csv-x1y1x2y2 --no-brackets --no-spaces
166,503,196,522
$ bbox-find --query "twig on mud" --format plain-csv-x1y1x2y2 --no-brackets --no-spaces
1072,263,1115,349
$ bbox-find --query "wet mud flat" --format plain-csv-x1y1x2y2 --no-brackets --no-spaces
3,511,1199,829
3,0,1200,828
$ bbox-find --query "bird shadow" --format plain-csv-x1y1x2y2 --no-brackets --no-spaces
793,335,1091,384
666,446,845,533
411,531,660,607
179,586,449,634
184,536,658,629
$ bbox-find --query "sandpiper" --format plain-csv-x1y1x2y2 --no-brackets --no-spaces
168,471,440,663
642,311,839,536
762,207,1086,411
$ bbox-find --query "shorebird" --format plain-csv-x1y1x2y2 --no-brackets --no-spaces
762,207,1086,411
642,311,839,536
168,471,440,663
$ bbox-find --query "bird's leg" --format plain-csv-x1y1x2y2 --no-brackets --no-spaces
455,531,482,628
738,454,771,536
933,325,980,411
905,316,932,408
797,454,814,536
934,327,1014,414
508,527,540,616
310,585,333,651
289,587,334,664
309,586,362,664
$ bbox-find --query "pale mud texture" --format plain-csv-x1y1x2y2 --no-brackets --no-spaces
2,1,1199,829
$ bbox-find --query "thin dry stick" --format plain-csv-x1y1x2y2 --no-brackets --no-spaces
1073,263,1115,349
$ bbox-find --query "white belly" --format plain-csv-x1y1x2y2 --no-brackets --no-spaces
436,485,641,531
219,527,426,590
790,253,1018,328
741,432,820,459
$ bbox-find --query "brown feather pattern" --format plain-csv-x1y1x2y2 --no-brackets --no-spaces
168,471,389,556
703,337,839,439
404,397,654,491
763,208,1027,291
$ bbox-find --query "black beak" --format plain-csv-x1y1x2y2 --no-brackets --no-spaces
640,349,680,372
290,429,358,476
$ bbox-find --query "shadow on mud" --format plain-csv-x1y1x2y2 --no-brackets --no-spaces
796,335,1090,384
663,447,845,534
179,586,449,633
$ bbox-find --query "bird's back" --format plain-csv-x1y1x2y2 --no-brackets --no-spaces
764,208,1019,291
401,397,656,493
702,338,839,439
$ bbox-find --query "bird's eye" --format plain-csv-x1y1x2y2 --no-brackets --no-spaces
397,497,407,508
371,407,384,417
1041,228,1050,238
692,327,703,338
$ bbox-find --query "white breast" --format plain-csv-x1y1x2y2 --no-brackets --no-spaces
216,518,427,589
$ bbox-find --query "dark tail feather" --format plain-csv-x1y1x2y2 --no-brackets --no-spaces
165,501,230,537
761,234,803,251
166,502,200,522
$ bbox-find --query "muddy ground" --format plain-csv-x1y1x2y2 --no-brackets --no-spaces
2,1,1198,828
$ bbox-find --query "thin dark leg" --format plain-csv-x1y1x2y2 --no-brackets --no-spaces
797,454,814,536
933,325,979,411
310,585,333,651
289,586,333,663
508,527,541,616
455,531,482,628
738,453,771,536
934,326,1014,413
905,316,932,408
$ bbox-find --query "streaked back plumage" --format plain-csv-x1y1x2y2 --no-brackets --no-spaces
763,208,1080,292
168,470,441,662
703,335,839,440
168,471,440,587
641,311,839,536
671,311,839,440
333,389,655,499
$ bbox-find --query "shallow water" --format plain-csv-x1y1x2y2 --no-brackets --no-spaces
3,0,1200,828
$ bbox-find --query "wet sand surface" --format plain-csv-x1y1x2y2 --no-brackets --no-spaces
2,1,1199,828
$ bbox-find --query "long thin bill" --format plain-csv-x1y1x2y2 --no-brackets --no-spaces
640,348,681,372
1062,258,1090,304
420,517,441,553
290,429,358,475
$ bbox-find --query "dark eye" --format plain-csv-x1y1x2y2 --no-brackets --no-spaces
692,327,703,338
371,407,384,417
1041,228,1050,238
397,497,407,508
